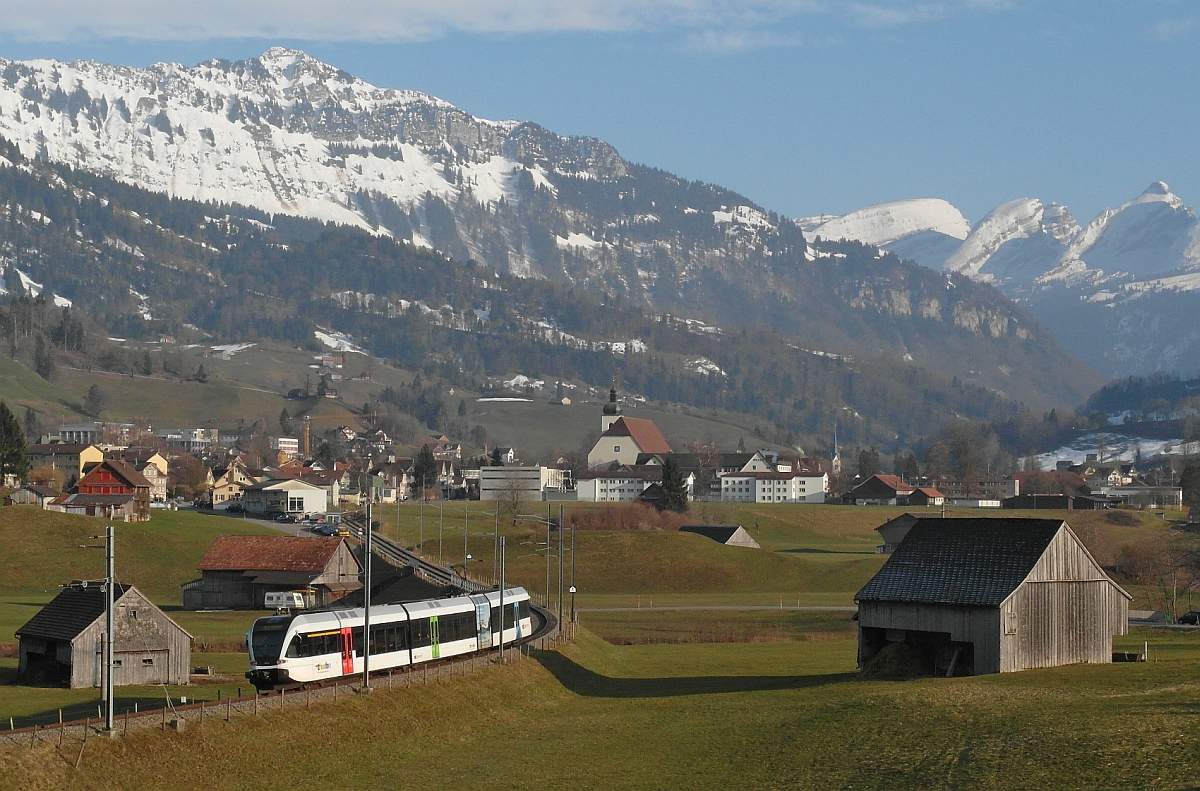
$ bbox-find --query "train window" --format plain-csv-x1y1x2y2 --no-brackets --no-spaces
519,600,530,622
286,631,339,658
411,618,431,648
441,612,476,643
368,623,409,655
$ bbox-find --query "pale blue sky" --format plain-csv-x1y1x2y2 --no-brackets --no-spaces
0,1,1196,223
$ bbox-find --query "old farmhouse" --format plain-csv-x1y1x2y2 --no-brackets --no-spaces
855,518,1130,676
183,535,362,610
16,582,191,688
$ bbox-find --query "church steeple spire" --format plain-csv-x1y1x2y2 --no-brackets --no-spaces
602,381,622,430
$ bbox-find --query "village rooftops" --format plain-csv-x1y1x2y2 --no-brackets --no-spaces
601,417,671,454
856,518,1077,607
198,535,347,572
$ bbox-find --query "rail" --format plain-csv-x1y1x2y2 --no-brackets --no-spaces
340,513,489,593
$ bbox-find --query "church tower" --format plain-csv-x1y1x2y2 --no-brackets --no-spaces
601,385,622,431
831,426,842,475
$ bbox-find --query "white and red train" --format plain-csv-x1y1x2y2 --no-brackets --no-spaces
246,587,532,689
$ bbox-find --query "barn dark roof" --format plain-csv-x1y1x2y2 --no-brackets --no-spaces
855,518,1065,607
198,535,346,572
680,525,742,544
16,582,132,641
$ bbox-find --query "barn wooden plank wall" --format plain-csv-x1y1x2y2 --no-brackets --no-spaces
73,590,191,688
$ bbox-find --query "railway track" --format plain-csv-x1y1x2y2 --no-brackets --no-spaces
340,513,488,592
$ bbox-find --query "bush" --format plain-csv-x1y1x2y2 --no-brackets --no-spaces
571,503,687,532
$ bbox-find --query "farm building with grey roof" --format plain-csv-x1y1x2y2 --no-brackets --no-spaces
855,517,1130,676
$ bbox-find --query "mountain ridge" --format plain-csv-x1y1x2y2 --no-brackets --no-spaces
0,47,1102,411
809,182,1200,378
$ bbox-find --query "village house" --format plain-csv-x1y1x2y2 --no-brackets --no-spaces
104,448,170,502
856,517,1130,675
49,459,152,521
210,458,260,509
851,474,945,507
16,582,191,688
183,535,361,609
26,443,105,482
241,478,327,516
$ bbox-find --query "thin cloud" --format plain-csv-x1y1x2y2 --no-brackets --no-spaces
0,0,1009,43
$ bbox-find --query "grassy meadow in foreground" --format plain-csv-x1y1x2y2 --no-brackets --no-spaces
3,624,1199,791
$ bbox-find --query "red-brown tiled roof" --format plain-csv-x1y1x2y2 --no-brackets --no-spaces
869,474,915,494
915,487,945,498
602,417,672,454
197,535,346,572
78,459,151,490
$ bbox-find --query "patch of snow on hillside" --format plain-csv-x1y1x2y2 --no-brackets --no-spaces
944,198,1047,279
685,357,726,377
556,232,601,250
502,374,544,390
53,294,72,307
314,329,365,353
211,342,256,356
1020,432,1192,470
13,268,42,296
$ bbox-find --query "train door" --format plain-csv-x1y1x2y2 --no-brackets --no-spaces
340,627,354,675
474,597,492,649
514,603,523,640
430,615,441,659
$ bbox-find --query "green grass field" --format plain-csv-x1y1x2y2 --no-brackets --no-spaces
0,507,276,646
3,624,1199,790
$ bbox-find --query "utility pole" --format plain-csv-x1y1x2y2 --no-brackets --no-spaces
558,505,564,619
570,521,577,623
464,503,469,573
362,501,372,690
545,503,551,607
498,536,506,664
438,500,444,566
104,524,114,732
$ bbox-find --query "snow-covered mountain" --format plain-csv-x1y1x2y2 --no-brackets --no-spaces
812,183,1200,378
0,48,1104,410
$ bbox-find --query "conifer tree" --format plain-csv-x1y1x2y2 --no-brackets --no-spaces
660,456,689,514
0,402,28,482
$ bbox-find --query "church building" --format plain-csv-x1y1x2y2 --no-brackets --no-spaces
587,388,672,469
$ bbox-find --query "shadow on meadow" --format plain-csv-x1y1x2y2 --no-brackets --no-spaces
535,650,859,698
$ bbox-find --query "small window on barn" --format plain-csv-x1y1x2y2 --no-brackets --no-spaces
1004,611,1018,635
142,657,154,665
112,659,122,667
130,610,137,620
614,445,621,452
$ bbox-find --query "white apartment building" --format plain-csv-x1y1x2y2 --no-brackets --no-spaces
576,471,655,502
719,471,828,503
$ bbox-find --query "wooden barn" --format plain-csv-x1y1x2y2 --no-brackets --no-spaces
182,535,361,610
855,518,1130,675
16,582,192,688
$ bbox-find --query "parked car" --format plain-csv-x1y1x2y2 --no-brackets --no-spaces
274,514,299,523
1178,611,1200,625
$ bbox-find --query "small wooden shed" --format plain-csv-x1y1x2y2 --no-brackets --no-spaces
856,518,1130,675
16,582,192,688
679,525,761,549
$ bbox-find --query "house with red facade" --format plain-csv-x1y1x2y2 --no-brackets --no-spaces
49,459,152,522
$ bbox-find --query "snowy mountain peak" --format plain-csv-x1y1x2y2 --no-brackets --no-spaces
807,198,970,247
0,50,624,249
